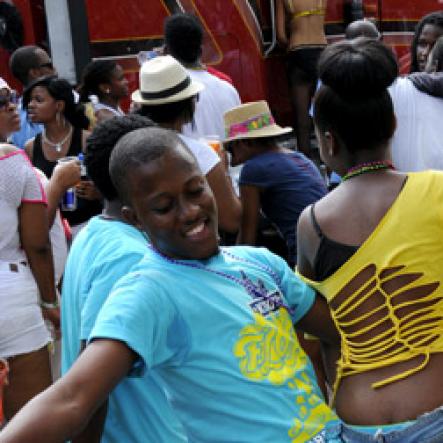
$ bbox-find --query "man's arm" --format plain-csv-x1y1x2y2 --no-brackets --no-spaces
409,72,443,98
237,184,261,245
71,341,108,443
0,339,136,443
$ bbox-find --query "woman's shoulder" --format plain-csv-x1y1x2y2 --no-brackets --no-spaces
0,143,20,157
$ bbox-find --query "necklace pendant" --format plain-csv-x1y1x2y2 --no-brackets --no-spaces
55,143,62,153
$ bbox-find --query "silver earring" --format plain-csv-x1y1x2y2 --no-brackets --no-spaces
56,111,61,126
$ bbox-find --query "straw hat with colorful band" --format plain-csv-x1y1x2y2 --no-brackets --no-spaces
223,101,292,143
132,55,204,105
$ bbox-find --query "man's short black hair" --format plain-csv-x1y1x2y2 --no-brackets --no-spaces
9,45,42,85
164,13,203,65
85,115,156,201
109,127,188,206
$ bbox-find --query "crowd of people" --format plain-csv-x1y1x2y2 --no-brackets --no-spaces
0,7,443,443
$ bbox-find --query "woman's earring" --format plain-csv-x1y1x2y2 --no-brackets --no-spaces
56,111,61,126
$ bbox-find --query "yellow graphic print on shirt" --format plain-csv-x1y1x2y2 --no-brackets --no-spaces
233,309,337,442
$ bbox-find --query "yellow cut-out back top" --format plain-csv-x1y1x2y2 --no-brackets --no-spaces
299,171,443,402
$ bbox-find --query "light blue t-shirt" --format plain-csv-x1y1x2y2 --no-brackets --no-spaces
61,216,186,443
10,101,43,149
91,245,338,443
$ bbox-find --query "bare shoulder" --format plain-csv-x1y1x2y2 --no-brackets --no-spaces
0,143,20,157
24,137,36,160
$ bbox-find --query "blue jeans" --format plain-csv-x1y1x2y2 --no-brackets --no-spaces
325,406,443,442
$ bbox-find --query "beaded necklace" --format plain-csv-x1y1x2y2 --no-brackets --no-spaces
341,160,394,182
148,245,294,314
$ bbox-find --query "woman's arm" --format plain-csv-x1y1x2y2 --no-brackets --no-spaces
205,162,242,233
42,160,81,225
276,0,289,46
296,205,321,279
237,184,261,245
0,339,136,443
19,201,59,330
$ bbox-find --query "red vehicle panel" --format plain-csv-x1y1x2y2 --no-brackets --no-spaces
1,0,442,122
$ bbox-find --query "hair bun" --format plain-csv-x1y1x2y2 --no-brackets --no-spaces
318,38,398,100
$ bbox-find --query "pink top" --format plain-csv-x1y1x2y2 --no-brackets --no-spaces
0,150,47,262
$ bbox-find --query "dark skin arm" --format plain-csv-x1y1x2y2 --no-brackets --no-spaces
44,159,81,225
297,205,322,280
206,162,242,233
297,294,339,345
19,200,59,331
76,129,102,201
237,184,261,245
276,0,289,46
296,205,339,343
71,341,108,443
0,340,136,443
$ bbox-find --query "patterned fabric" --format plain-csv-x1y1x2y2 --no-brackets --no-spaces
0,150,46,262
299,171,443,402
91,246,339,442
226,112,275,139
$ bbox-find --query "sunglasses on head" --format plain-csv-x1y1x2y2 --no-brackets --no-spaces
0,90,18,109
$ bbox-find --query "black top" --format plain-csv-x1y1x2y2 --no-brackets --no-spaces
32,127,102,226
310,204,359,281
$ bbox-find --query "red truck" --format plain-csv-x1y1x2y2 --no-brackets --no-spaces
0,0,442,123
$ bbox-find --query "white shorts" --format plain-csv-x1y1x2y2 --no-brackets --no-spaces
0,261,51,359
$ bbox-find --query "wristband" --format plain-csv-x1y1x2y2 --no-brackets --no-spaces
41,299,59,309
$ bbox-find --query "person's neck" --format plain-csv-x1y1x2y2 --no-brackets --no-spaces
339,145,392,176
44,120,72,138
180,59,204,70
160,120,185,132
99,95,120,110
250,142,284,158
102,199,125,221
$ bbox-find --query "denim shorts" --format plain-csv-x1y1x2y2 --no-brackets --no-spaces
325,406,443,442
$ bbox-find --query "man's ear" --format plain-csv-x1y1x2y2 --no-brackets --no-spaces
324,130,342,157
121,205,142,230
28,67,41,82
98,83,111,95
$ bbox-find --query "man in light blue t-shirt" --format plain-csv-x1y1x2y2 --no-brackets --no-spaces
1,127,339,443
61,115,186,443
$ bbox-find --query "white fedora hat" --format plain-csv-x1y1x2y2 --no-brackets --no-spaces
223,101,292,143
132,55,204,105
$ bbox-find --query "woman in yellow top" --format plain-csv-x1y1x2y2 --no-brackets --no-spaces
276,0,327,156
297,38,443,441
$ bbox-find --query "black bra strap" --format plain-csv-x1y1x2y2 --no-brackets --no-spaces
310,204,324,238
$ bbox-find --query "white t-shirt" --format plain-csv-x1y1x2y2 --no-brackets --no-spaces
182,69,241,140
0,150,46,262
178,133,220,175
389,77,443,172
